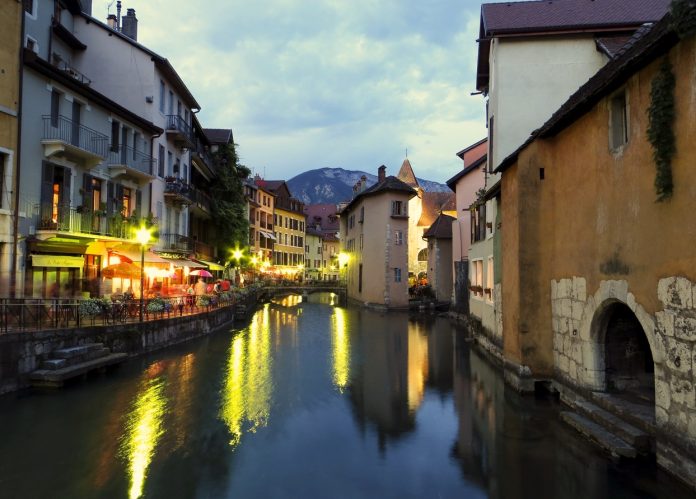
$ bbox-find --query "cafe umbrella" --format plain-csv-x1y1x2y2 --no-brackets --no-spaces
189,269,213,278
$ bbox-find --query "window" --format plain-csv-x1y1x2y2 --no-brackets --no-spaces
159,80,165,113
394,268,402,283
158,145,165,177
394,230,403,245
167,151,173,175
122,187,132,216
25,36,38,53
110,120,120,152
610,90,628,150
471,260,484,298
391,200,404,216
23,0,36,18
359,206,364,223
168,91,174,115
50,89,61,127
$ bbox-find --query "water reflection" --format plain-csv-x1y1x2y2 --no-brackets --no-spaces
331,307,350,391
121,369,167,499
220,304,274,447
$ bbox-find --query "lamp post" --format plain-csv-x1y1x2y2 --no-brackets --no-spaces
136,226,151,322
232,248,243,283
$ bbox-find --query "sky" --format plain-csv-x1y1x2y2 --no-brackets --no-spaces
100,0,489,184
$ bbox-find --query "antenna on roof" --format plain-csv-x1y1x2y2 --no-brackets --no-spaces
107,0,115,15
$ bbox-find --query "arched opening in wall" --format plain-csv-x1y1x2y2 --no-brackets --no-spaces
417,248,428,262
602,303,655,403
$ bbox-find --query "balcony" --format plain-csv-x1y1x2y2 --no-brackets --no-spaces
42,115,109,168
189,186,212,217
163,177,193,206
191,140,214,176
159,233,193,253
34,203,139,240
108,144,155,183
165,115,194,148
56,61,91,85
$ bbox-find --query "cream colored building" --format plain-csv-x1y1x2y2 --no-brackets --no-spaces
340,166,415,308
261,180,305,276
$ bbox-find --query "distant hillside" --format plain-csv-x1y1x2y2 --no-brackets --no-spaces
287,167,450,205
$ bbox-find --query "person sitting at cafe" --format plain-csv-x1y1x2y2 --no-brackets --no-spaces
194,278,206,296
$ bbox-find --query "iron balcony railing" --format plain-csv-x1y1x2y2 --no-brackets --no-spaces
42,115,109,158
192,139,212,168
35,203,139,239
189,186,212,212
108,144,155,176
159,232,193,252
165,115,193,142
56,61,91,86
164,177,193,204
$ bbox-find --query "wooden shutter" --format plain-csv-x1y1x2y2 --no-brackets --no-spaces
106,182,115,216
82,173,92,208
135,189,142,218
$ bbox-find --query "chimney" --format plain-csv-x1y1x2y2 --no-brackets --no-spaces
107,14,118,30
360,175,367,192
378,165,386,183
81,0,92,16
116,1,122,29
122,8,138,41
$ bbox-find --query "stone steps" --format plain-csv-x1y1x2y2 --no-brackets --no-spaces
572,398,652,453
29,343,127,388
561,411,637,459
589,391,656,436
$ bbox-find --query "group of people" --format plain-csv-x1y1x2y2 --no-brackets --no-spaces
184,278,231,306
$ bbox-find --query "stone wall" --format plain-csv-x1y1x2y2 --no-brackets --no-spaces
551,275,696,488
0,303,243,395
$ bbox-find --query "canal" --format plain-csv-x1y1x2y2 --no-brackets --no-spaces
0,294,692,498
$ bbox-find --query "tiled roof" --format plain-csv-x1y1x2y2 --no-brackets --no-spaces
342,175,416,213
424,214,455,240
397,159,419,188
418,192,456,228
497,13,679,173
481,0,670,36
204,128,233,144
595,35,633,59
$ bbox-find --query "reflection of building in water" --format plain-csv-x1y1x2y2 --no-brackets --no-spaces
121,373,168,499
332,307,350,391
422,318,454,395
452,344,611,499
348,312,432,450
220,304,273,447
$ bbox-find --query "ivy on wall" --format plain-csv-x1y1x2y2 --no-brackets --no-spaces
646,57,676,202
670,0,696,39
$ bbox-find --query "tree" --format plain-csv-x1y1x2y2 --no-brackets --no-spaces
210,142,251,259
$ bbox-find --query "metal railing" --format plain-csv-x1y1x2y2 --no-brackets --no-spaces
165,115,193,141
189,186,212,212
35,203,138,239
159,232,193,252
0,293,238,333
164,177,193,202
108,144,155,176
42,115,109,158
56,61,91,85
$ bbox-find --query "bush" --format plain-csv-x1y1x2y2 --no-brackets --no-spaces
146,298,165,313
79,298,103,316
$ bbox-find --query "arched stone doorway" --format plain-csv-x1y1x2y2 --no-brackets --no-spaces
596,302,655,403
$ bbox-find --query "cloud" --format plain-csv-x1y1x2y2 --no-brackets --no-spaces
116,0,487,183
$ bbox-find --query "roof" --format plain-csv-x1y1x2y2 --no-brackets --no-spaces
455,137,487,159
23,49,162,135
205,128,234,144
446,155,487,191
341,175,416,213
396,158,419,188
424,214,456,240
304,204,340,232
595,35,633,58
476,0,671,90
418,192,456,227
80,13,200,110
497,13,679,173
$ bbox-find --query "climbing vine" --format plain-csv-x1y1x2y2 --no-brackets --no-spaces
670,0,696,39
646,57,676,202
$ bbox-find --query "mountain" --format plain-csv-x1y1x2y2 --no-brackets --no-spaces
287,167,450,205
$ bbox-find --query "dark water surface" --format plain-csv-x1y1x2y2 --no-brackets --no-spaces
0,294,692,498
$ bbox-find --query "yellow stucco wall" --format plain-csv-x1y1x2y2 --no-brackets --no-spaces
501,37,696,376
0,0,21,151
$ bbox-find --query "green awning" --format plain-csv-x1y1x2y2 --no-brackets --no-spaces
31,254,85,268
198,259,225,271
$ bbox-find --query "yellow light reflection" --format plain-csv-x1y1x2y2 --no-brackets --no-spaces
332,307,350,391
122,376,167,499
407,322,429,411
219,305,273,446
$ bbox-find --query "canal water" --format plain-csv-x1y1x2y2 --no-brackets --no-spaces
0,294,692,498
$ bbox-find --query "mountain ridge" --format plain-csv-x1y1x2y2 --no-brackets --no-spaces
287,167,450,205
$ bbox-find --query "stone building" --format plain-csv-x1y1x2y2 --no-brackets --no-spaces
423,213,455,303
339,166,415,308
495,10,696,487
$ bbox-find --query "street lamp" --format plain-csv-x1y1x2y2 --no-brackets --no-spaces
135,226,151,322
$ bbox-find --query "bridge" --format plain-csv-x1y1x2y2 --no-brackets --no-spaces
260,282,347,303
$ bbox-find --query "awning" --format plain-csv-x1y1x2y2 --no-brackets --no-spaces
161,258,201,268
114,249,170,264
31,254,85,268
261,231,276,241
197,259,225,271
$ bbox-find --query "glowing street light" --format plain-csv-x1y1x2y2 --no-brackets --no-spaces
135,226,151,322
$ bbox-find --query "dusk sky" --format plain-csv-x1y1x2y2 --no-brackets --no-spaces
104,0,491,184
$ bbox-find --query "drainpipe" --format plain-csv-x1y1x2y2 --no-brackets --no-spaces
10,4,27,298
